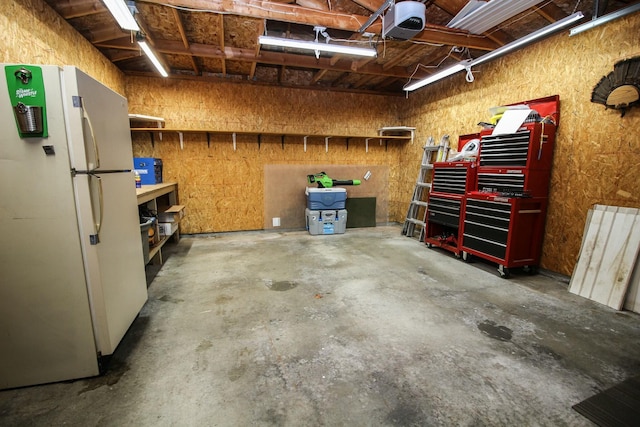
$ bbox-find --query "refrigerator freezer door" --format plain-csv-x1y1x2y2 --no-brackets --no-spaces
0,64,100,389
74,171,148,355
62,66,133,171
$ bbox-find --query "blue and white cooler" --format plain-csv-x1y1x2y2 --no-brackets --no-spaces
305,187,348,235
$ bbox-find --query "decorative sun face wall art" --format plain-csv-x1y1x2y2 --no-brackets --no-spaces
591,56,640,117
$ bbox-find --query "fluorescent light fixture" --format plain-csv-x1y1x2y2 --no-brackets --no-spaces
404,60,472,91
102,0,140,31
570,3,640,36
404,12,584,92
470,12,584,67
258,36,377,57
448,0,545,35
138,40,169,77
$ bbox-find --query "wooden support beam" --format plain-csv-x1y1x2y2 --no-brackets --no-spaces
139,0,499,50
51,0,105,19
172,7,199,74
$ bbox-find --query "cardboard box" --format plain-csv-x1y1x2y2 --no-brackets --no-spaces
158,205,185,223
158,222,178,238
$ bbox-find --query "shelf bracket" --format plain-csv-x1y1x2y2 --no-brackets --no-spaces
304,135,308,153
366,138,371,153
281,135,285,150
232,132,237,151
346,137,350,151
325,136,330,153
148,131,155,148
258,134,262,150
206,132,211,149
178,131,184,150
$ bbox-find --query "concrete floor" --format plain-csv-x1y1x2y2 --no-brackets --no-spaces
1,225,640,426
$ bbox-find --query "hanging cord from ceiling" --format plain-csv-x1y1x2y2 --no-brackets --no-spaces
405,46,471,86
572,0,583,14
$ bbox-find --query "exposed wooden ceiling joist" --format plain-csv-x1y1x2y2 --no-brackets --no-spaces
43,0,625,94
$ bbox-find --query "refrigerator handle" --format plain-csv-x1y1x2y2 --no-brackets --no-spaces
82,106,101,170
88,174,104,245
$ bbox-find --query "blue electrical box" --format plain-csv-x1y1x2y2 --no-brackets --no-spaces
134,157,163,185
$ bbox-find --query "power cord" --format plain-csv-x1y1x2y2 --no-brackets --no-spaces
465,67,475,83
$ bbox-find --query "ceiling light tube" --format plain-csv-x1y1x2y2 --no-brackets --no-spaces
404,60,472,92
449,0,545,35
258,36,377,57
470,12,584,67
102,0,140,31
570,3,640,36
138,41,168,77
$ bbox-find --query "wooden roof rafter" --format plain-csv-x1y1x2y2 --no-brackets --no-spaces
52,0,106,19
171,7,199,74
136,14,171,75
138,0,499,51
218,14,226,76
250,20,265,79
95,36,416,79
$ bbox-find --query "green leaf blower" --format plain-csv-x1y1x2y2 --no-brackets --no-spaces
307,172,361,188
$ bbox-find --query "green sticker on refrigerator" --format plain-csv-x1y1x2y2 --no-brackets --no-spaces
5,65,48,138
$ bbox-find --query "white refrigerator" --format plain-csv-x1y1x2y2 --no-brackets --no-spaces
0,65,147,389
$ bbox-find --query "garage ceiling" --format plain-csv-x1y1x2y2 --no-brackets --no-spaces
45,0,637,94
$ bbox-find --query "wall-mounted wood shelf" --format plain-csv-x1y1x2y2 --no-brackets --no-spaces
130,128,413,152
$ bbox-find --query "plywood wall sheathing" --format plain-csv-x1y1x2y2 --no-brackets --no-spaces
127,76,404,234
1,0,126,95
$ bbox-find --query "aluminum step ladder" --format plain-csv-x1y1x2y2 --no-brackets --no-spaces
402,135,450,241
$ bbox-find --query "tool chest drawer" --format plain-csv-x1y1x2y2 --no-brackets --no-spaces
462,199,510,259
461,234,507,260
479,131,530,167
464,199,511,225
477,172,525,193
431,162,477,195
427,196,461,228
478,122,556,170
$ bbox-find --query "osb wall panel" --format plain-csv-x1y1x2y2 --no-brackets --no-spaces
264,164,390,230
127,78,406,233
399,14,640,276
1,0,125,95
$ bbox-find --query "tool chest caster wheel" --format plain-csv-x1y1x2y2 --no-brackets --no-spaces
498,265,510,279
462,251,472,263
523,265,538,275
426,242,433,248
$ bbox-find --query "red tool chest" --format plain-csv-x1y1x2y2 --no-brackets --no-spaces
476,122,556,198
424,95,559,278
461,194,548,277
424,134,478,256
